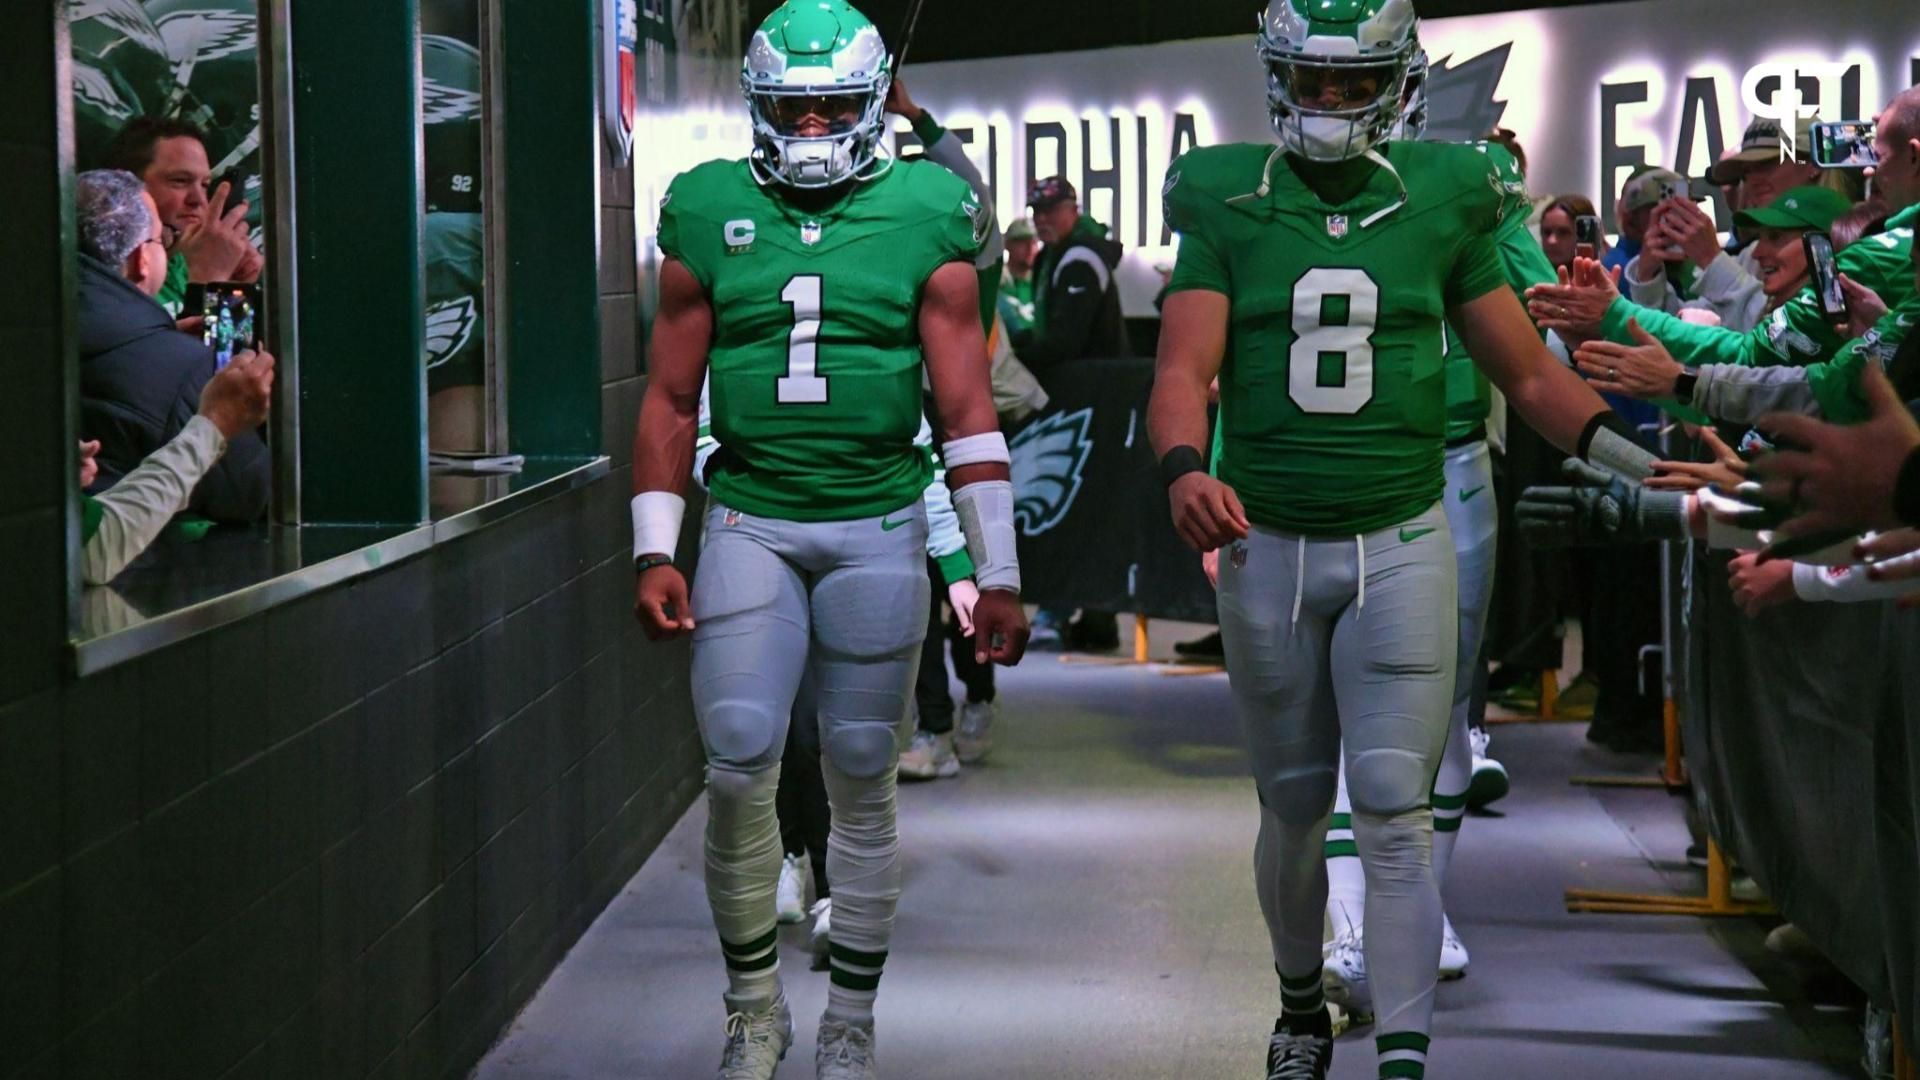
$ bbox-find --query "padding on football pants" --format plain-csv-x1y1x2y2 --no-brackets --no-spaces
1217,502,1455,1044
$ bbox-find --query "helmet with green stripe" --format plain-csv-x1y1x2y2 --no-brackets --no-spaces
1258,0,1420,162
741,0,893,189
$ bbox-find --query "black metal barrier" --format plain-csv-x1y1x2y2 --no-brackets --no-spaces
1011,358,1214,623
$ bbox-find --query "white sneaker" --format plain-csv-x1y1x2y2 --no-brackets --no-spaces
777,853,808,924
1467,727,1509,809
716,993,792,1079
954,701,996,764
897,731,959,780
808,898,832,970
1439,915,1470,979
1320,930,1372,1021
816,1017,878,1079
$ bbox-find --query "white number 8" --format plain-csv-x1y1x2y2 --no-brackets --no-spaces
1288,268,1379,415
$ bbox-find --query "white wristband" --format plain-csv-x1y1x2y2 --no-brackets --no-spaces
631,491,686,561
1697,489,1766,552
941,431,1011,468
951,479,1020,594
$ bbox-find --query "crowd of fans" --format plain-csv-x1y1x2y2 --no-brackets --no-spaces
72,118,275,585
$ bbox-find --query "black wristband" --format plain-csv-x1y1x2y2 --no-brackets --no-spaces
1159,444,1207,488
1576,411,1638,461
1897,447,1920,527
634,553,674,576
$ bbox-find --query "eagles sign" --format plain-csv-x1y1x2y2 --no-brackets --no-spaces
603,0,638,167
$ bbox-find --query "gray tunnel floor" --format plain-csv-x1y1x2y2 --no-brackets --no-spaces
477,629,1862,1079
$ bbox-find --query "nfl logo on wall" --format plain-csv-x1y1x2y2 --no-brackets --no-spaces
602,0,638,167
1326,214,1349,240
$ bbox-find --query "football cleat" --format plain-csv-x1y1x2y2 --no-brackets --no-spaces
816,1018,879,1079
1466,726,1509,809
1266,1023,1334,1079
955,700,996,764
898,731,959,781
777,852,809,924
1258,0,1420,163
716,993,793,1080
1321,931,1373,1022
742,0,892,190
1439,915,1470,979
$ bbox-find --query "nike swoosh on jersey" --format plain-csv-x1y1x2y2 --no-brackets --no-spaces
1459,486,1486,503
1067,285,1087,294
1400,526,1438,543
881,515,911,532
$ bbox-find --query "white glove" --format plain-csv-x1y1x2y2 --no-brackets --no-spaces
947,579,980,637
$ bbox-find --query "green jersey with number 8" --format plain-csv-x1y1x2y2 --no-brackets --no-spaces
1165,139,1510,535
659,157,988,521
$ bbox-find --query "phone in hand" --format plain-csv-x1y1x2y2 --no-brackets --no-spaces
200,282,261,370
1575,214,1602,261
1811,120,1879,169
1802,232,1847,326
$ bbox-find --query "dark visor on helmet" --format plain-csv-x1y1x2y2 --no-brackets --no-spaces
1274,61,1396,112
762,92,868,137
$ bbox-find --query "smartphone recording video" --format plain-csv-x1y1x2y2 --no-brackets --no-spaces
1802,232,1847,326
201,283,261,370
1812,120,1878,169
1575,214,1601,260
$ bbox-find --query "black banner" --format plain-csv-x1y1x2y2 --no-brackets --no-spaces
1010,358,1215,623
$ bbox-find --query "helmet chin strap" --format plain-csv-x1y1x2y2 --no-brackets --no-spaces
1358,147,1408,229
1227,144,1287,205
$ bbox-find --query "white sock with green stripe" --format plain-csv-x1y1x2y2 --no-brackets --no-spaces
1376,1031,1430,1078
819,760,903,1027
1326,762,1366,939
826,942,886,1023
705,765,786,1008
1278,965,1332,1037
1430,787,1467,885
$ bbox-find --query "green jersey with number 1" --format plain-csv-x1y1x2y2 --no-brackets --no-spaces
659,157,988,521
1165,139,1511,536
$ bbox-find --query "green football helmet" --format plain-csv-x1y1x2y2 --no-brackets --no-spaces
70,0,174,168
1258,0,1420,162
741,0,892,189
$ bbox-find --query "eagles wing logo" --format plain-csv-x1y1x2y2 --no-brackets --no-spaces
963,193,992,248
1422,45,1511,144
422,78,483,125
154,9,257,77
425,296,479,369
71,65,136,121
1009,408,1095,536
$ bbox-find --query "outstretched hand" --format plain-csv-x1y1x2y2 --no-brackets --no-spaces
1576,317,1682,400
1749,365,1920,536
1526,257,1621,342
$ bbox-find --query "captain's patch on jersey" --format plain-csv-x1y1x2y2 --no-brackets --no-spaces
724,218,756,253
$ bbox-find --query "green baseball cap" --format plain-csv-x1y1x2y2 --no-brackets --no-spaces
1734,185,1852,233
1005,216,1036,241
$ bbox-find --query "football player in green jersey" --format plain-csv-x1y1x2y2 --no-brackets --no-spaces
1319,103,1552,1022
628,4,1028,1078
1147,3,1664,1077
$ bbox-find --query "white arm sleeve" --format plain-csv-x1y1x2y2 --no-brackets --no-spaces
1792,555,1920,602
82,415,228,586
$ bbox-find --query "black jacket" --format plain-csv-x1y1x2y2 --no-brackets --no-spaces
1012,215,1128,377
78,255,270,524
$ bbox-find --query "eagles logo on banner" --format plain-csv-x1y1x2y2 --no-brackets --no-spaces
1009,407,1095,536
603,0,639,166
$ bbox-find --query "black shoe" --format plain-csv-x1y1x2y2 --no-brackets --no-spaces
1486,664,1538,694
1174,630,1225,660
1266,1017,1333,1079
1065,612,1120,652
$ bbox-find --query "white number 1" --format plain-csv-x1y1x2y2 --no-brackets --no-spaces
778,275,829,404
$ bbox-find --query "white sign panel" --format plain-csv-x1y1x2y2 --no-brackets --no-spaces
895,0,1920,314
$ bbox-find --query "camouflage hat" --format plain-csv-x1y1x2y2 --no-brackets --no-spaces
1027,175,1077,210
1005,216,1036,241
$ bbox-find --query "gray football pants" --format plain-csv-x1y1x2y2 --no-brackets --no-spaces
1332,440,1498,885
1217,501,1456,1041
692,499,929,996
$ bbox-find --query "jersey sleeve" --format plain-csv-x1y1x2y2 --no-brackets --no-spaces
1444,149,1519,308
656,170,714,292
1446,231,1507,310
938,176,991,267
1163,157,1231,295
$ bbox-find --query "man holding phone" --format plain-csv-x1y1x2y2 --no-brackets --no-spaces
103,117,262,318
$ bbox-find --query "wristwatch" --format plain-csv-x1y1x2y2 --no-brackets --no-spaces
1672,366,1699,404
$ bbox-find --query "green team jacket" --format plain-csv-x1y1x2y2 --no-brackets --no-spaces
1598,204,1918,423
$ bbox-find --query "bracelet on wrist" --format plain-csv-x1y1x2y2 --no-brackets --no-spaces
634,553,674,576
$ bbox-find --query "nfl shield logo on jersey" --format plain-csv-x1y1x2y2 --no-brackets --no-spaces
1326,214,1349,240
800,221,823,246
